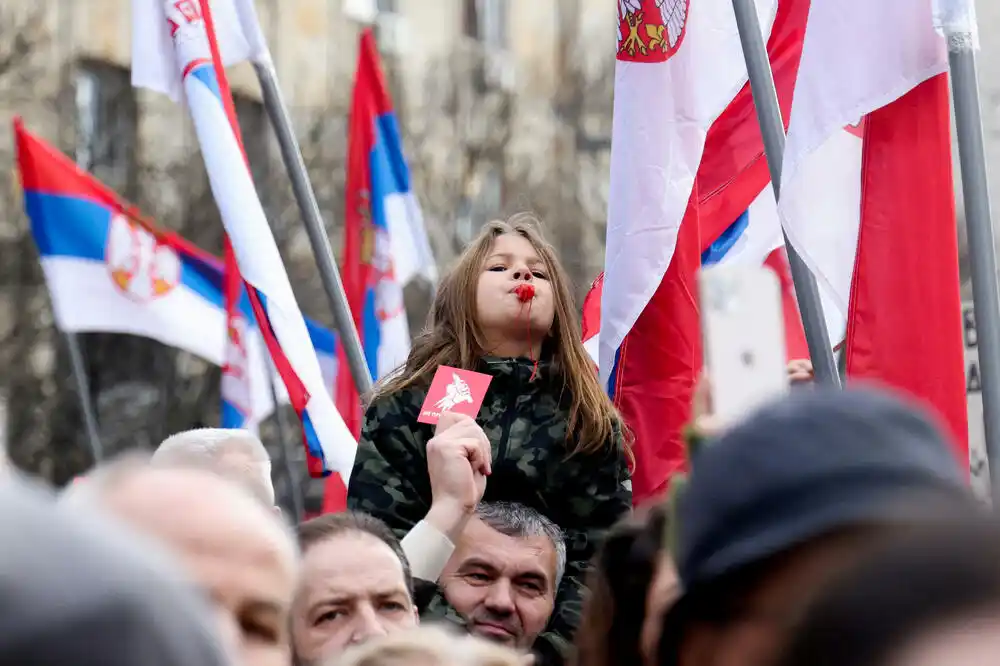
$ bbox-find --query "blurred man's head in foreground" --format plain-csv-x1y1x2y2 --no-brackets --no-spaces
328,626,524,666
660,387,978,666
2,475,229,666
153,427,276,508
779,519,1000,666
67,454,298,666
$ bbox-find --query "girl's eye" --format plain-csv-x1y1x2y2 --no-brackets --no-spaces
532,270,548,279
488,265,506,272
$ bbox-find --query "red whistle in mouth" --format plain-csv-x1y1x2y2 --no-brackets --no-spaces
514,284,535,303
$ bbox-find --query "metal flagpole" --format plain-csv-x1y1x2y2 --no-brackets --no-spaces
64,332,104,462
936,1,1000,491
265,365,304,522
730,0,841,387
65,144,104,463
251,60,373,397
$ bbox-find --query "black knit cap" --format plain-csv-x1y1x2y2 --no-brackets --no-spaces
659,386,976,664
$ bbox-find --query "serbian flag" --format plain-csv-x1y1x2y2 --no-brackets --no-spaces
336,29,431,438
696,0,810,244
780,0,968,456
132,0,267,102
220,241,256,431
326,29,435,513
16,119,341,429
583,0,811,368
134,0,268,434
131,0,357,478
604,0,779,503
583,194,808,368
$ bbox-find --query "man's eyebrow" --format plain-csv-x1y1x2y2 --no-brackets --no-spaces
459,557,499,573
243,599,284,618
372,588,410,601
309,594,353,611
515,570,550,587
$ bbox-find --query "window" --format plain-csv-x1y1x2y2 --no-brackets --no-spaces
74,72,98,171
74,61,138,197
465,0,509,50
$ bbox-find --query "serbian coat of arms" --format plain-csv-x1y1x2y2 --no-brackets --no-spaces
617,0,690,63
105,214,181,302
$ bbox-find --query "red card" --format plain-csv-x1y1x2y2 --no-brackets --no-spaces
417,366,493,425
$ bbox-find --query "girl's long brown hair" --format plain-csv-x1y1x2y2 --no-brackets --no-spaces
374,213,627,458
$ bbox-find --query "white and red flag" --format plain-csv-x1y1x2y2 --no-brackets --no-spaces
780,0,968,457
603,0,780,502
131,0,357,479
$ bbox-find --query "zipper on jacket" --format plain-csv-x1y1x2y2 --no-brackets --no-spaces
494,361,522,463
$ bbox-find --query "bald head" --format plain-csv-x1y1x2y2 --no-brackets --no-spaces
153,428,275,506
73,460,299,666
98,466,294,563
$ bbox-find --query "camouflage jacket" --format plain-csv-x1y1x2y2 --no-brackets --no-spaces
347,356,632,666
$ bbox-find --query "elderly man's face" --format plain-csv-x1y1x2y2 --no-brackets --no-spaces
439,517,558,650
291,531,418,663
102,470,298,666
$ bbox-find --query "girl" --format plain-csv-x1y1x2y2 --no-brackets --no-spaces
348,214,631,664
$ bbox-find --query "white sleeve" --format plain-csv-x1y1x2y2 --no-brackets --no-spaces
401,519,456,583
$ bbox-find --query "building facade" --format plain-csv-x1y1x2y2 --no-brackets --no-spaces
0,0,614,509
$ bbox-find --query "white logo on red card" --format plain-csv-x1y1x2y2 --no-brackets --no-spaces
436,373,473,411
418,366,493,425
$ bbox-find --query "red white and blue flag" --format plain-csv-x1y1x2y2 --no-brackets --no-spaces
336,29,435,438
602,0,779,503
131,0,356,478
592,0,968,504
325,29,436,512
134,0,270,435
16,119,340,429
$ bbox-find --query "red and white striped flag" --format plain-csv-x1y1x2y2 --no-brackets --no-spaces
780,0,968,456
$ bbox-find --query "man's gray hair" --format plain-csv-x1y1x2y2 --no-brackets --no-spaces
476,501,567,589
152,428,274,507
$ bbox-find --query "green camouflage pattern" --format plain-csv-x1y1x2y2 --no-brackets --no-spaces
347,356,632,666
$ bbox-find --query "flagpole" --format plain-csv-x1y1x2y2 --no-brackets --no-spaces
64,332,104,462
251,60,373,397
66,149,104,463
730,0,841,388
937,3,1000,491
265,364,304,522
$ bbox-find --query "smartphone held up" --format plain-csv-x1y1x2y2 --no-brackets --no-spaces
699,263,789,428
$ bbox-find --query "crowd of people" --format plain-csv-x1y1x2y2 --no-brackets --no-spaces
0,214,994,666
